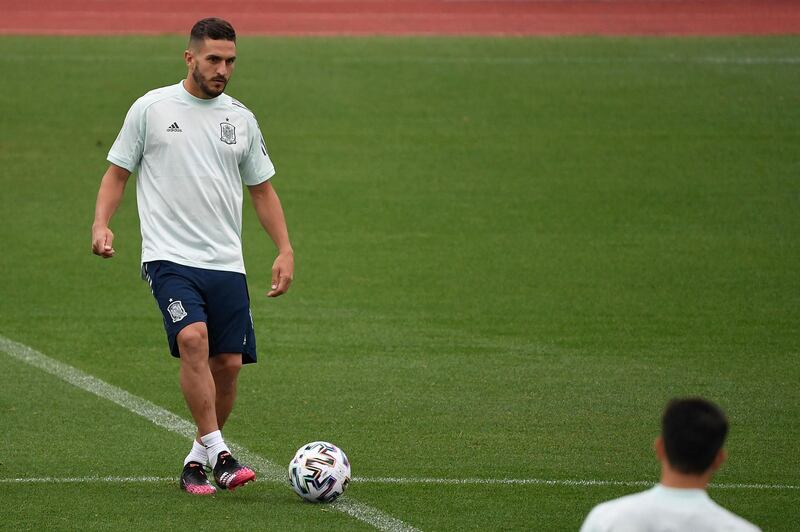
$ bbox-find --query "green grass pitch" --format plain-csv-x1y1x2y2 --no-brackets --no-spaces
0,35,798,530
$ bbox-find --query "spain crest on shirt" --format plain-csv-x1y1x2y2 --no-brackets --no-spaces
220,122,236,144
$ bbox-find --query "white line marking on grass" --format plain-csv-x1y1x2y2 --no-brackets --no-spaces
707,482,800,490
354,477,800,490
2,476,797,491
358,477,653,486
0,477,177,484
0,334,420,532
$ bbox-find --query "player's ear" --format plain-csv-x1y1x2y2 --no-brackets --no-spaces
184,49,193,68
654,436,666,461
711,448,727,471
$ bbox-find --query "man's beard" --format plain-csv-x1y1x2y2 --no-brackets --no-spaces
193,66,227,98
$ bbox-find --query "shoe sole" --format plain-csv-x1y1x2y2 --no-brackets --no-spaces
180,480,217,496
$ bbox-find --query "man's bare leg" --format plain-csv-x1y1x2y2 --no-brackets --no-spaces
177,322,218,436
203,351,253,489
177,322,219,495
191,353,242,446
183,349,253,490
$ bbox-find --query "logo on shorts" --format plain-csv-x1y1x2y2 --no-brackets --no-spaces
220,122,236,144
167,299,187,323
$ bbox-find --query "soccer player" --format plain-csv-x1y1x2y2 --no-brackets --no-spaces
580,398,760,531
91,18,294,495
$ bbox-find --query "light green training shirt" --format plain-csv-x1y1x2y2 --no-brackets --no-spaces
108,80,276,274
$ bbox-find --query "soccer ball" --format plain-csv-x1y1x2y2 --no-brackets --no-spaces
288,441,351,503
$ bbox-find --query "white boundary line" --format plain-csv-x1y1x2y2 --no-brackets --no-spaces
1,476,797,490
0,477,175,483
354,477,800,490
0,335,419,532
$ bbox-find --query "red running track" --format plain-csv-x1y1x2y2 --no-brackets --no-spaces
0,0,798,36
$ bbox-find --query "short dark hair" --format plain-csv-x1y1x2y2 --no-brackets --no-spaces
662,398,729,474
189,17,236,46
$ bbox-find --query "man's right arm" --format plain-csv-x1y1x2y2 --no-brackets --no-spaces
91,164,131,258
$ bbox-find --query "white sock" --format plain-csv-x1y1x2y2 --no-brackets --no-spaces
183,439,208,467
201,430,230,469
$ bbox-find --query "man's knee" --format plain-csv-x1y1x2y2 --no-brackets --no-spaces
211,354,242,382
177,323,209,360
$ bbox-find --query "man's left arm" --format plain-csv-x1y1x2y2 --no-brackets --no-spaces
248,180,294,297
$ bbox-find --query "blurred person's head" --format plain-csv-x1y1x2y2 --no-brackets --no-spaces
655,398,729,486
184,18,237,98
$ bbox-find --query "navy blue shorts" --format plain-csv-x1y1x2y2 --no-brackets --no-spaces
142,260,257,364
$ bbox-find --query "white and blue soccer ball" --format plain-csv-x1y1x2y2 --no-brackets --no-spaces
288,441,351,503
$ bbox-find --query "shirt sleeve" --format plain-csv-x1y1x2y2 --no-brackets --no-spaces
107,98,146,173
579,506,605,532
239,115,276,186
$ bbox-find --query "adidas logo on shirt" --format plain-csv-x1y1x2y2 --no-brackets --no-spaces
166,122,182,132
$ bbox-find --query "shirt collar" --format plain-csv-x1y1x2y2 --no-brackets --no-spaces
178,80,223,106
652,483,711,500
